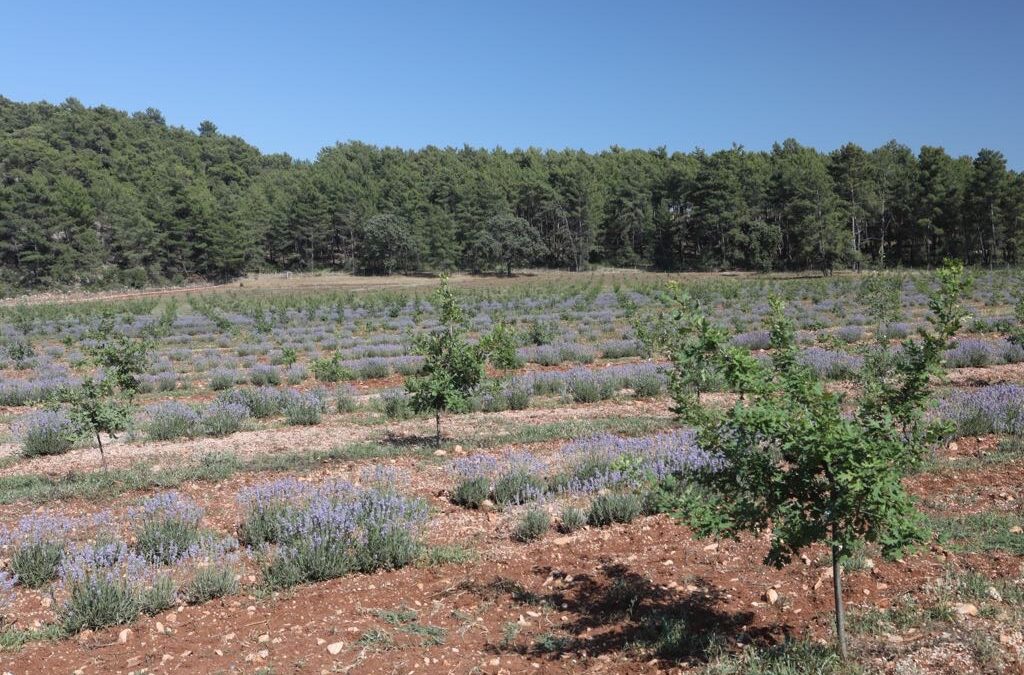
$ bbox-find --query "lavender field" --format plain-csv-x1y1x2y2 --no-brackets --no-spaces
0,269,1022,673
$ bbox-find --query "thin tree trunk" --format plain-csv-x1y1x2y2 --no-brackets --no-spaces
435,412,442,446
832,541,848,660
96,431,107,471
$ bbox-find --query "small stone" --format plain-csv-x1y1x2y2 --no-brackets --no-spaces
480,499,495,512
215,649,223,656
433,449,447,456
954,603,978,617
155,621,165,634
764,589,779,604
118,628,133,644
489,657,501,666
703,542,719,552
948,442,959,452
258,634,270,643
40,597,52,608
327,641,344,655
224,632,236,641
453,445,464,453
165,612,177,622
161,654,174,664
1010,526,1023,534
552,536,573,546
662,559,674,566
257,649,269,659
316,638,326,645
987,586,1003,602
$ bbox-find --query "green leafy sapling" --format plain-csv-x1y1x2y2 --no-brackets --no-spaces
635,284,763,424
405,277,487,444
51,318,151,469
1009,291,1024,346
654,260,969,660
479,319,521,371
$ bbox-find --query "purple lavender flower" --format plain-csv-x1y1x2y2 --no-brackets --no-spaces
935,385,1024,437
199,400,250,436
798,347,863,380
143,401,200,441
13,409,78,457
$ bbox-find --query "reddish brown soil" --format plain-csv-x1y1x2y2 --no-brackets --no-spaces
1,435,1022,673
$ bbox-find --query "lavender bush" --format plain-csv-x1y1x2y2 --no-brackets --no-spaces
57,540,151,632
798,347,864,380
248,364,281,386
132,492,204,564
284,389,327,425
208,368,239,391
143,401,200,441
935,385,1024,437
199,401,251,436
1,513,74,587
14,409,78,457
242,478,427,588
218,386,288,418
335,384,359,413
553,431,717,495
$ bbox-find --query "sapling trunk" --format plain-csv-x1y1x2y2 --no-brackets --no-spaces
95,431,107,471
435,412,442,446
832,542,848,660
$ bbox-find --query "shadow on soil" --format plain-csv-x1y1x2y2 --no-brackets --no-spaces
455,562,785,666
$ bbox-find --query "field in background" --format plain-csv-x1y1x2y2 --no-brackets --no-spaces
0,268,1021,673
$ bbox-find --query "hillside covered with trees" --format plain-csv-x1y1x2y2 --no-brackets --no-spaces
1,96,1022,290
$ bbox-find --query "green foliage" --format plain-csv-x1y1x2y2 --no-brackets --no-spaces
405,278,487,442
653,260,970,656
183,563,239,604
1009,292,1024,345
10,540,65,588
48,323,150,468
311,353,354,382
512,507,550,542
860,273,903,331
587,493,643,526
139,574,178,615
379,390,413,420
0,96,1020,288
355,213,422,275
451,476,490,509
465,214,547,275
479,320,521,370
60,577,140,633
558,505,587,533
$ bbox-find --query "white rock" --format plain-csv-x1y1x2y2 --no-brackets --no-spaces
954,603,978,617
327,641,344,655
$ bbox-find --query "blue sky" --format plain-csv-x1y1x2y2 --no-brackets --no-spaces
4,1,1023,166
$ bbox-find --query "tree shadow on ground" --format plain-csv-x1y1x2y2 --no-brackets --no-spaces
454,561,788,666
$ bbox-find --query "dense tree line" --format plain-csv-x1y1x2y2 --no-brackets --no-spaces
1,97,1022,289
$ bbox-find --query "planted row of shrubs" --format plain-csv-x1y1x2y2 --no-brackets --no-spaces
0,475,428,634
0,493,240,633
511,493,646,542
142,388,327,441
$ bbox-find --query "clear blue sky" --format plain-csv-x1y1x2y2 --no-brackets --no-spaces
4,1,1023,167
